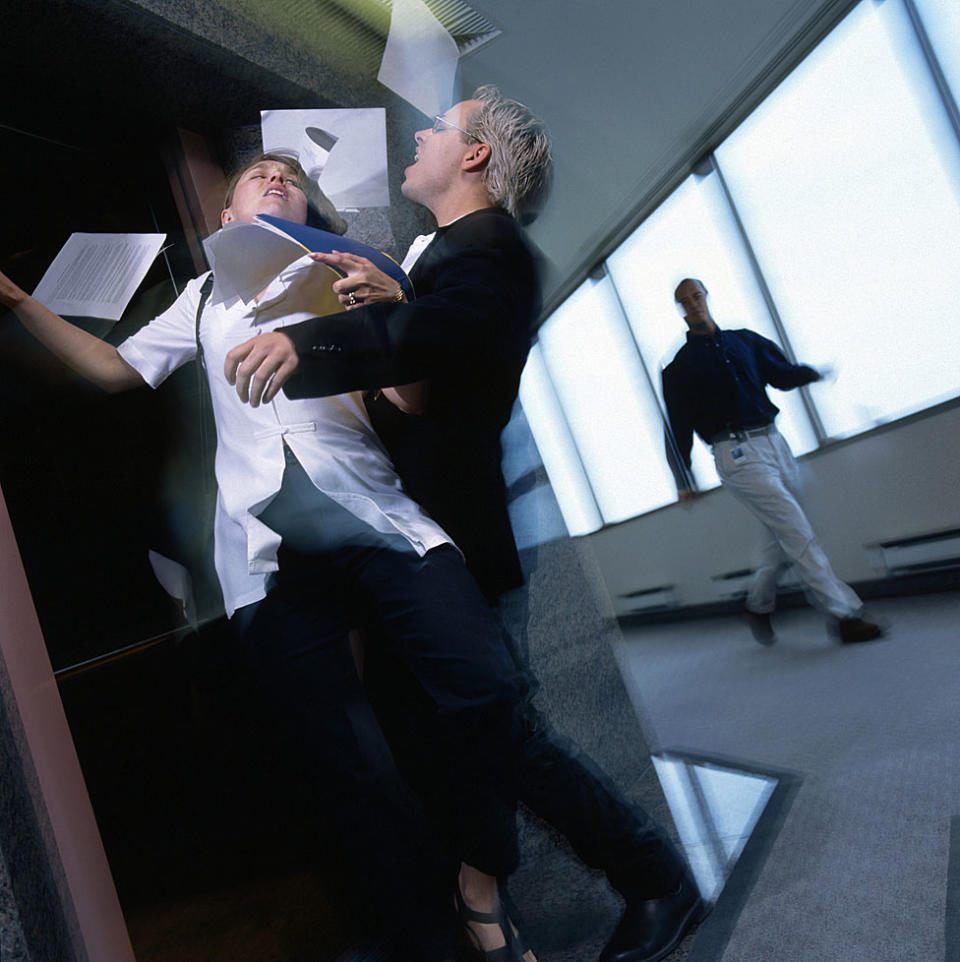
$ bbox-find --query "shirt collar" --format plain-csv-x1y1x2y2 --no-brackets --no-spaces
685,323,722,343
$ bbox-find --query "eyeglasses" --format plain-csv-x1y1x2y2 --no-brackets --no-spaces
432,114,480,141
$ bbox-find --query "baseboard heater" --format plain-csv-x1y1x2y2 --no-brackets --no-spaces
865,527,960,577
619,584,678,613
710,566,802,600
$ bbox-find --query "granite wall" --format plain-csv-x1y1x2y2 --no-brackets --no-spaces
0,844,30,962
0,652,79,962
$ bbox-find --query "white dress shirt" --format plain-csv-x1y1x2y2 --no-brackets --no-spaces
118,257,452,617
400,232,436,272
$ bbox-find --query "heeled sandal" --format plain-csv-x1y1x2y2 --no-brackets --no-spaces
454,885,532,962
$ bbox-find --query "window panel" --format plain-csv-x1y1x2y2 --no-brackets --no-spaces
518,344,599,537
716,0,960,438
913,0,960,107
535,276,679,525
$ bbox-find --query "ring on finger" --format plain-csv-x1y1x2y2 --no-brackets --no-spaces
347,292,357,306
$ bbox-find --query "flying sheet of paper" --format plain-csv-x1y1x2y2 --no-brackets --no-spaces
147,550,197,630
32,233,166,321
377,0,460,118
203,220,306,306
202,215,412,308
260,107,389,209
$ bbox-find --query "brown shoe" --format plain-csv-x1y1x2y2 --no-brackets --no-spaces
836,616,883,643
742,605,776,646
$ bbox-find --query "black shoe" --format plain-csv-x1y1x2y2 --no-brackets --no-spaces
600,872,703,962
742,605,776,646
836,615,883,644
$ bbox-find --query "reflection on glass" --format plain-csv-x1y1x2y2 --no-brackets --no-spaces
534,275,678,526
519,343,601,537
716,0,960,439
652,754,778,903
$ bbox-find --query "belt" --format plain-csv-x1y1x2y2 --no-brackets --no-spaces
709,422,775,445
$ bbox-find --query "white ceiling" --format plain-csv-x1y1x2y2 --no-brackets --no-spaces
458,0,852,305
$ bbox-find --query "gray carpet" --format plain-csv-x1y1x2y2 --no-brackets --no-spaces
620,593,960,962
507,759,703,962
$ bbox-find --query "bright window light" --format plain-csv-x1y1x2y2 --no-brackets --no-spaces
716,0,960,438
518,343,600,537
535,275,679,525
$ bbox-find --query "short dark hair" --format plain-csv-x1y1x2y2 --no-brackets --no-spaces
223,152,347,235
674,277,707,301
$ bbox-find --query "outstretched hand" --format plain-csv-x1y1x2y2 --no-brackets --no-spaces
309,251,404,309
224,331,299,407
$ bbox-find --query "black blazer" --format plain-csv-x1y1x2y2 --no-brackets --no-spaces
282,207,542,600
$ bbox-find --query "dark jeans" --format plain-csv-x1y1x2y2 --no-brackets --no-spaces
235,451,526,960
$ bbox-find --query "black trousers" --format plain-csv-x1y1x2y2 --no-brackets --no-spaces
365,589,686,902
235,451,526,960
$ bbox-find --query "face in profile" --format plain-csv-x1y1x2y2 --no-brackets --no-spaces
402,100,482,206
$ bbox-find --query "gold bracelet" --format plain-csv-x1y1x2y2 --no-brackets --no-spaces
392,283,404,303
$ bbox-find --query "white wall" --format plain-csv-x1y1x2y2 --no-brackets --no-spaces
585,403,960,615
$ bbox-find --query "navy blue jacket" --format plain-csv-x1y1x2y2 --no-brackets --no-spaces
662,326,819,479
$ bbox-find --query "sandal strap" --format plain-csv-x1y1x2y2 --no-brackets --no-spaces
455,887,503,926
455,887,527,960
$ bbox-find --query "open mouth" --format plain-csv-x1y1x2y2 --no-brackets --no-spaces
265,187,287,199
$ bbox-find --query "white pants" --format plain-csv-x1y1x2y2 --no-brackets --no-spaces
712,428,861,619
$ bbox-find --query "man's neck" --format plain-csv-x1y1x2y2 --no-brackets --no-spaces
686,318,718,336
429,188,497,228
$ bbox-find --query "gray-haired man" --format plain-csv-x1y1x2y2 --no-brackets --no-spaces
228,87,702,962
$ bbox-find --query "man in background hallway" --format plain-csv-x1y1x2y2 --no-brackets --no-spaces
662,277,883,645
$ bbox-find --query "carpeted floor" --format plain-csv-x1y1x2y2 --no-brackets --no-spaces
619,592,960,962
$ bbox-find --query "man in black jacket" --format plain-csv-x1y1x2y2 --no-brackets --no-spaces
227,86,701,962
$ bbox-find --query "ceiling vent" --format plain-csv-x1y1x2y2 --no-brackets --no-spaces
216,0,501,86
397,0,502,56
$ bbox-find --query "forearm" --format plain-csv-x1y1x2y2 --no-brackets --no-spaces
2,283,144,392
381,382,427,414
753,334,821,389
281,300,473,398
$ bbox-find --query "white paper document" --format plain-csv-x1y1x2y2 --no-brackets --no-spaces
202,215,409,310
378,0,460,118
33,232,166,321
147,550,197,630
203,220,309,306
260,107,390,209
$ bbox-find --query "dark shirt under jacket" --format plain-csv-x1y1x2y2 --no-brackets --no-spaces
662,327,820,475
281,206,542,599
